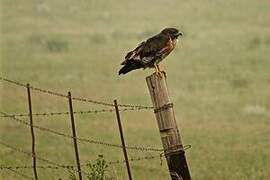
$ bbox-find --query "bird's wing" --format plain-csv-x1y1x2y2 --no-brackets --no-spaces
138,34,170,64
121,41,146,65
121,34,170,65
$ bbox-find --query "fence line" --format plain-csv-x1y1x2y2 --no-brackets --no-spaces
0,145,192,171
0,139,167,173
1,76,192,179
0,153,165,180
0,107,152,118
0,140,89,176
0,76,153,109
0,111,163,152
0,154,165,171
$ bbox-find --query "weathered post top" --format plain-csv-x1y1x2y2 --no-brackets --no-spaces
146,72,191,180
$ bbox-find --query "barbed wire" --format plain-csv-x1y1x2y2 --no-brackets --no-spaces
0,107,152,118
108,153,165,165
0,111,163,152
0,140,89,176
0,154,163,171
0,76,153,109
0,154,165,171
0,145,191,171
3,168,33,180
0,165,75,171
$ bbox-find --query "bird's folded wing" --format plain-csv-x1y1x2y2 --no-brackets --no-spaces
122,34,170,65
121,41,145,65
139,35,170,64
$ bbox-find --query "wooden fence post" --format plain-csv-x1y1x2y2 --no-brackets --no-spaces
26,83,38,180
146,73,191,180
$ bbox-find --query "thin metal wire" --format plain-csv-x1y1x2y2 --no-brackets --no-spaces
0,107,151,118
0,111,163,152
0,76,153,109
108,153,164,165
4,168,34,180
0,140,89,176
0,145,191,171
0,165,74,170
0,154,165,170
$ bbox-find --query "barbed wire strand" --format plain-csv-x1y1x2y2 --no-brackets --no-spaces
0,111,163,152
110,144,191,165
4,168,33,180
0,107,152,118
0,154,164,171
0,140,89,176
0,145,191,171
0,165,74,170
0,154,162,170
0,76,153,109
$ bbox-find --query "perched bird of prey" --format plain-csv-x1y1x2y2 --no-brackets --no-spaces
118,27,182,76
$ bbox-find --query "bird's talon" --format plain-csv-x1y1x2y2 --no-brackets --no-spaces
161,71,166,78
158,71,163,78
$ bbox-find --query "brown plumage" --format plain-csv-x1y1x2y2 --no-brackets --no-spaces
118,27,182,76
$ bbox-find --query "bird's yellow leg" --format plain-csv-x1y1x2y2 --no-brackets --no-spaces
154,64,162,78
157,65,166,77
154,64,159,76
157,65,161,72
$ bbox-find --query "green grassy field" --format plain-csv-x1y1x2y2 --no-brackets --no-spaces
1,0,270,179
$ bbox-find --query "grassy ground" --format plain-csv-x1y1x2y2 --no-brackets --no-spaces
1,0,270,179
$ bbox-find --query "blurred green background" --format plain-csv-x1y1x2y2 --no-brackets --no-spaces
1,0,270,179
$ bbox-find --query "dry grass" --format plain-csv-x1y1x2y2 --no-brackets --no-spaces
1,0,270,179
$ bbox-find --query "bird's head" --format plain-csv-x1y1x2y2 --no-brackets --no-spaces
161,27,182,39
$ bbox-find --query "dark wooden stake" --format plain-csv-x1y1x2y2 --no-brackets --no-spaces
26,83,38,180
114,100,132,180
146,73,191,180
68,92,82,180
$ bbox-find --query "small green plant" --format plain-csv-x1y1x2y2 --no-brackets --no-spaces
86,155,109,180
65,155,112,180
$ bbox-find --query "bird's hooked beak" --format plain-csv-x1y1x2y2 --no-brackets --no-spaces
176,32,183,38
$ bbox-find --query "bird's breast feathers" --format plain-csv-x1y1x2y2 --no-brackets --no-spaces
160,37,177,58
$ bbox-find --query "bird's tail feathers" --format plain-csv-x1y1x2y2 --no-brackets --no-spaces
118,60,143,75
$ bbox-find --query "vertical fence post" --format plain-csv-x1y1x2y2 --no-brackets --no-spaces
114,100,132,180
26,83,38,180
146,73,191,180
68,92,82,180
